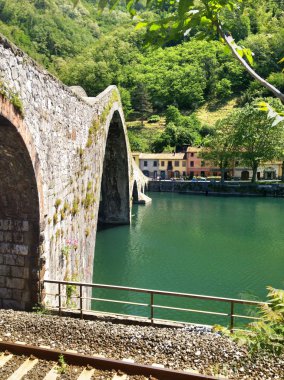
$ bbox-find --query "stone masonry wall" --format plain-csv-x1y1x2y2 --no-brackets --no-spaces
0,34,136,309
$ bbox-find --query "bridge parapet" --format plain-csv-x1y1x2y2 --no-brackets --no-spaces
0,34,141,310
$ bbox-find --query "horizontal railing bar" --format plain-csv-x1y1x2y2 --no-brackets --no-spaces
92,298,149,307
46,293,149,308
43,280,268,306
233,314,261,320
44,293,261,321
154,304,228,316
45,307,208,327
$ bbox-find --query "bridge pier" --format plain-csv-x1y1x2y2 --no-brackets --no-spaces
0,113,40,310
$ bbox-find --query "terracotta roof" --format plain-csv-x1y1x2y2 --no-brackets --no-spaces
139,153,186,160
186,147,201,153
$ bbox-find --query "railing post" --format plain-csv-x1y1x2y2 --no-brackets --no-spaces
58,283,62,316
79,285,83,319
230,301,234,333
150,292,154,324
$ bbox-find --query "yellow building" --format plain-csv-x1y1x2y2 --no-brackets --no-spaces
138,153,187,179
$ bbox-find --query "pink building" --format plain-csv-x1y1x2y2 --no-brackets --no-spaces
186,147,221,178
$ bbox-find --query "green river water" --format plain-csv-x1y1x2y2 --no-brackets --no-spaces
92,193,284,326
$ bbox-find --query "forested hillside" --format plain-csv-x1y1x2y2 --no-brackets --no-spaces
0,0,283,151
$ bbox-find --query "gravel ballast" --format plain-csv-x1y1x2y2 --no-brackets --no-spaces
0,310,282,379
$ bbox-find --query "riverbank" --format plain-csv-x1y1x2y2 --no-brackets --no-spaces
148,180,284,197
0,310,282,379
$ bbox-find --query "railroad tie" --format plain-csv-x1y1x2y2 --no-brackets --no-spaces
43,366,59,380
77,367,95,379
0,353,13,367
7,358,38,380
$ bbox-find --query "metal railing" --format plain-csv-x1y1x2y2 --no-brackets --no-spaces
42,280,268,331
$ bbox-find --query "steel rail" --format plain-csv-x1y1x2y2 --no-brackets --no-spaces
0,341,220,380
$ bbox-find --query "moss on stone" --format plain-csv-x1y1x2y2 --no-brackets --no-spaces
0,81,24,116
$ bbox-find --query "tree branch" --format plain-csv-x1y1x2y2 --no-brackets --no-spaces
218,24,284,103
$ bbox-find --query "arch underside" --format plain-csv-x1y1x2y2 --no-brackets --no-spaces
0,116,39,310
98,111,130,225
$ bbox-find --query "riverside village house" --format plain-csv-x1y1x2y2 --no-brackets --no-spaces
133,148,283,180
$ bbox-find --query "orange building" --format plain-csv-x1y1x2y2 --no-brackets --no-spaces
186,147,221,178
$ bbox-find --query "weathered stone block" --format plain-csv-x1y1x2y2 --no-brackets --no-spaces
0,287,12,298
12,288,23,301
0,243,28,255
3,232,12,242
11,266,25,278
0,276,6,287
6,277,25,290
4,254,25,267
13,232,24,244
3,299,22,310
0,265,10,276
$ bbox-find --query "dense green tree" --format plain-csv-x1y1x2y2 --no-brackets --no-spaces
103,0,284,102
131,82,153,123
1,0,284,125
201,115,237,183
233,99,284,182
152,106,201,152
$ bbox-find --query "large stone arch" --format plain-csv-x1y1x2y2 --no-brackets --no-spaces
98,110,130,225
0,33,150,310
0,109,40,310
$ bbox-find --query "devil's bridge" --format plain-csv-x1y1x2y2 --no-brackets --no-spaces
0,34,149,310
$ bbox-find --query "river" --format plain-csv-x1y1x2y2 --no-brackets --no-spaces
92,193,284,326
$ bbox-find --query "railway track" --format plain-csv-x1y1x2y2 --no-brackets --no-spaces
0,341,220,380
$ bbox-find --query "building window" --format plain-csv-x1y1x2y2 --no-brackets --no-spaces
161,161,165,167
182,161,186,167
201,171,205,177
153,161,157,167
175,161,179,167
190,161,194,167
191,153,194,157
201,160,205,167
144,161,148,167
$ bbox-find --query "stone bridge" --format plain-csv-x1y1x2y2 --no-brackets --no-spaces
0,34,149,310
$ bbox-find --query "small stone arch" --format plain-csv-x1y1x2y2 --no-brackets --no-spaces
98,110,130,225
0,113,40,310
132,180,139,203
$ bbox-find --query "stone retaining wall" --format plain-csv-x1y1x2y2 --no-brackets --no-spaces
148,180,284,197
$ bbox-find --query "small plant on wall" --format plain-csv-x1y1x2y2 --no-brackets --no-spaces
0,81,24,116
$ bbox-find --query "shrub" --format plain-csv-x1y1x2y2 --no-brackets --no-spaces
214,286,284,355
148,114,160,123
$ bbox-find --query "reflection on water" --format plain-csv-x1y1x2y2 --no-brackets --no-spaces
93,193,284,325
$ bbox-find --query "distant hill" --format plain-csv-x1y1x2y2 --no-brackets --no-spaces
0,0,283,152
